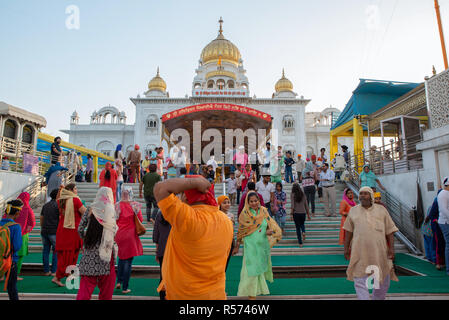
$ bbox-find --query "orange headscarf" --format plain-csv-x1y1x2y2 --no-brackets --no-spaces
217,195,229,208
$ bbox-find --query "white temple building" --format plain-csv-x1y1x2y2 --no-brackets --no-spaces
62,19,351,161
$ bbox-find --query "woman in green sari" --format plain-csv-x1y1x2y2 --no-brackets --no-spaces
270,146,284,183
232,192,282,299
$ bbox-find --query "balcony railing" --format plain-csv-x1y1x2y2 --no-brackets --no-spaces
347,133,423,176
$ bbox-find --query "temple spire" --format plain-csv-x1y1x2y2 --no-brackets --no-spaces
157,66,160,76
219,17,223,35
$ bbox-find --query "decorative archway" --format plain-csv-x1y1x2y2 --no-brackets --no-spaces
161,103,272,164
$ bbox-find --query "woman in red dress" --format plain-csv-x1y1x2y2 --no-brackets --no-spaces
99,162,118,203
114,186,144,294
53,183,87,286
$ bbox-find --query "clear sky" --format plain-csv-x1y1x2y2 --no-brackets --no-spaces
1,0,448,139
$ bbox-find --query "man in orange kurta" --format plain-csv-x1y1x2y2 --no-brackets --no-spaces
154,176,234,300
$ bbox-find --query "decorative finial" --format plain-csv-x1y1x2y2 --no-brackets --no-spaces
157,66,160,76
432,65,437,75
282,68,285,78
219,17,223,35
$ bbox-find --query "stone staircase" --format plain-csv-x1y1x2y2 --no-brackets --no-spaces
27,181,409,257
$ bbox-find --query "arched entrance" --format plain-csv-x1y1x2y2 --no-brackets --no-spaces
161,103,272,164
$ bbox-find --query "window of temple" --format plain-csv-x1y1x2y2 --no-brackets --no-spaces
227,80,235,89
96,141,114,157
194,83,201,89
207,80,215,89
3,119,17,139
22,125,34,144
145,144,157,156
217,79,225,90
146,115,158,130
241,83,248,89
283,115,295,129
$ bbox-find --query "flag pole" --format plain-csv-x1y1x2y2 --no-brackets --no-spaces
435,0,449,69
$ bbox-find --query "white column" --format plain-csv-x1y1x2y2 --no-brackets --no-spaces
297,106,307,157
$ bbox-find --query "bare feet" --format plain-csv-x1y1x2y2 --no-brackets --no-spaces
51,273,56,277
116,283,121,290
44,272,52,276
52,277,64,287
248,296,256,300
302,232,306,240
122,289,131,294
17,277,24,281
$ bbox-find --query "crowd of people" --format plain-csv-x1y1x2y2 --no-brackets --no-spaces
2,137,449,301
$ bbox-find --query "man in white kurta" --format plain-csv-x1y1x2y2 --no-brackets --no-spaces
343,186,399,300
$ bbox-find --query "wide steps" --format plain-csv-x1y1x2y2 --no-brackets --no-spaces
27,181,409,256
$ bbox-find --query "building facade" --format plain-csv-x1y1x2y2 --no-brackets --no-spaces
63,19,344,161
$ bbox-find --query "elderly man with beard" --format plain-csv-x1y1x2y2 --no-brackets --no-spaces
343,186,399,300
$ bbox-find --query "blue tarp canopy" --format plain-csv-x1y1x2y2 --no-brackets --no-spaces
331,79,420,131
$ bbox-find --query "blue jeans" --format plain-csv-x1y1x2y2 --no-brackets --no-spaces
438,223,449,274
117,257,134,291
285,166,293,183
293,213,306,245
275,213,286,230
265,202,273,218
423,234,436,263
41,233,57,273
116,181,123,202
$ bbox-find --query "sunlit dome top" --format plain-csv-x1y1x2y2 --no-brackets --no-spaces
148,67,167,92
200,18,241,67
275,69,294,92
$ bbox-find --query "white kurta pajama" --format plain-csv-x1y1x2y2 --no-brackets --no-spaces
343,203,399,300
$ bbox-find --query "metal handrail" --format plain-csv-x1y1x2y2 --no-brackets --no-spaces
345,133,424,176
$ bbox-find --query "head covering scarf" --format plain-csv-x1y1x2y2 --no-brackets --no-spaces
57,187,81,229
44,162,68,184
90,187,118,262
359,186,375,205
115,185,141,220
217,195,229,209
302,161,315,176
374,192,382,199
183,175,217,206
116,144,122,152
343,188,357,207
101,162,113,181
311,155,317,161
237,192,282,247
15,192,36,235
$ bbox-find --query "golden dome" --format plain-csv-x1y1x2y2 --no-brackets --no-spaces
200,18,241,67
148,67,167,92
275,69,294,92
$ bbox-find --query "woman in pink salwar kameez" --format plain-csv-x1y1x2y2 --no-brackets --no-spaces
114,185,144,294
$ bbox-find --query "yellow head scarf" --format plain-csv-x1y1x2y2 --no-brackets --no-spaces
237,192,282,247
57,188,81,229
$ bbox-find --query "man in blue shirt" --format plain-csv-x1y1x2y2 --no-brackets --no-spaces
284,151,296,183
0,199,23,300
